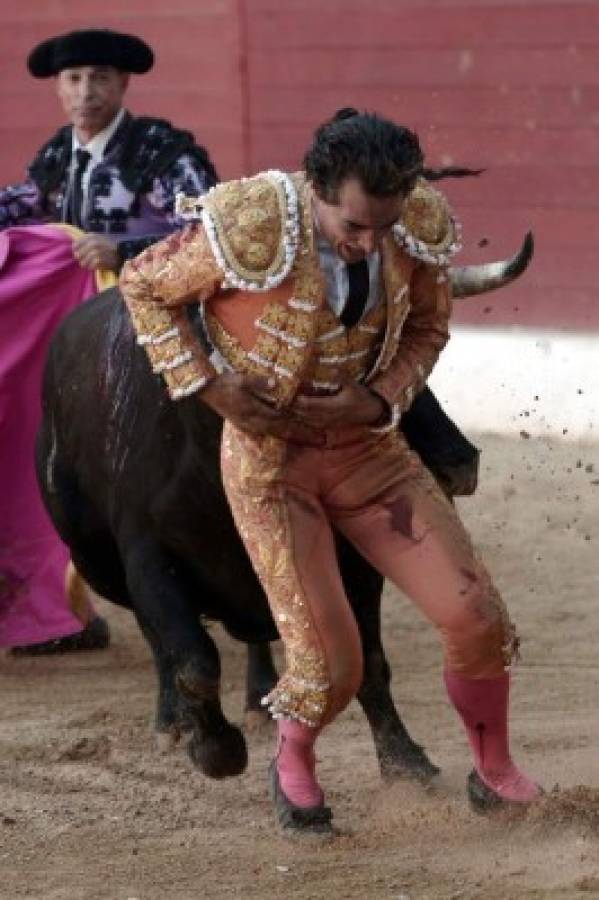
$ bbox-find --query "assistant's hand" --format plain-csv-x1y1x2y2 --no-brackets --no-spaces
72,234,120,272
199,373,294,437
291,381,388,429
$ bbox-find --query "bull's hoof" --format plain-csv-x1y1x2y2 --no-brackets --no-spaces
188,721,248,778
269,761,334,837
379,740,440,783
155,698,194,740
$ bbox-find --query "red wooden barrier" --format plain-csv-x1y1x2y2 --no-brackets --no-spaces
0,1,596,330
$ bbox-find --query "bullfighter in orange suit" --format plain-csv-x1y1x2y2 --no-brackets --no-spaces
120,109,541,834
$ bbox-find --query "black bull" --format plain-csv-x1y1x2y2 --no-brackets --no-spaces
36,237,531,783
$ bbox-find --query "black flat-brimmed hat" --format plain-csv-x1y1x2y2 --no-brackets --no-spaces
27,28,154,77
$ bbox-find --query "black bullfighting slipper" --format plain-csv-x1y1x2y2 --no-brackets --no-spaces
467,769,505,812
268,760,333,836
467,769,542,813
9,615,111,656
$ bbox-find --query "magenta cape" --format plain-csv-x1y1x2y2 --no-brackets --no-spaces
0,225,110,647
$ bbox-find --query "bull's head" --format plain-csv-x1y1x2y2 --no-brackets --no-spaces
450,232,534,298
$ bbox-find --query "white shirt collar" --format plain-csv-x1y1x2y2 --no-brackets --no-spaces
72,107,126,164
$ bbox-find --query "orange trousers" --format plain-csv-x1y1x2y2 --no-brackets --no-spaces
221,422,517,728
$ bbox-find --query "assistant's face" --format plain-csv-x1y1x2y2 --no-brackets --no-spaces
56,66,129,141
312,177,406,264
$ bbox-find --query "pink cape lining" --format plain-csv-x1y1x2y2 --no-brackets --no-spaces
0,225,107,647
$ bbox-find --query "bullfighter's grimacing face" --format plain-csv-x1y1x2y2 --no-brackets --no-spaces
313,177,406,264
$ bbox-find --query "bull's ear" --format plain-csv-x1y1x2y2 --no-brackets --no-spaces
393,178,461,266
450,232,534,299
200,171,300,291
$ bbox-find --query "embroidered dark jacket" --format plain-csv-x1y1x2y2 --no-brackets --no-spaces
0,111,218,264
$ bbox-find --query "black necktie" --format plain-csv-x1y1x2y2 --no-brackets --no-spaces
341,259,370,329
68,148,91,228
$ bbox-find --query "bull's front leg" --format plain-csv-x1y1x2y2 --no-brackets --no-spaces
122,535,247,778
337,537,440,782
151,643,193,748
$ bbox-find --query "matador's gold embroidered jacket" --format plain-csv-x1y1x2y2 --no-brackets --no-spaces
120,170,460,415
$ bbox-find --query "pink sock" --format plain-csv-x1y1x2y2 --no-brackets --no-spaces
276,719,323,808
444,670,540,803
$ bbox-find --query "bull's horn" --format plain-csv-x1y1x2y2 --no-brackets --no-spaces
450,231,534,298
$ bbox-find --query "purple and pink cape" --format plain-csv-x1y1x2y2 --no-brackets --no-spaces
0,224,114,647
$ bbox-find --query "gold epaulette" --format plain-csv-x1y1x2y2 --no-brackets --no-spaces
393,178,461,265
191,170,301,291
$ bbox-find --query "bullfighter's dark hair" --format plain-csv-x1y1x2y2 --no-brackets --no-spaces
304,107,483,202
304,108,424,202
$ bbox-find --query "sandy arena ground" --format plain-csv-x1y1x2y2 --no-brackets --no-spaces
1,433,598,900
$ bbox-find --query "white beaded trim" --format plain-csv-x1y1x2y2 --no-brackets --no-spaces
152,351,193,373
318,348,370,365
370,402,401,434
261,676,331,727
404,384,416,406
309,380,340,392
317,326,345,343
152,327,180,345
289,297,319,312
247,351,292,378
392,213,462,265
268,711,321,727
172,376,208,399
201,170,300,292
256,321,307,348
393,305,411,340
137,326,180,347
393,285,409,305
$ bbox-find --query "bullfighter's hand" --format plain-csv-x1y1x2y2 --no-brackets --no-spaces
291,380,388,429
199,373,295,437
72,234,120,272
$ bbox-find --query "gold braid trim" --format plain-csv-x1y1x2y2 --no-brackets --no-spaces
198,171,300,290
394,178,461,264
121,225,221,399
221,426,330,727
